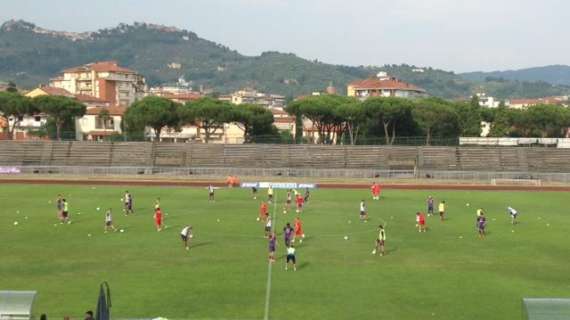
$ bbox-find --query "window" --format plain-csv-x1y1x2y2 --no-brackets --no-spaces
34,116,41,122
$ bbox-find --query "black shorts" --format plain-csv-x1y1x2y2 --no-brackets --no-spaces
105,221,112,226
286,254,296,263
265,226,271,232
439,211,445,216
125,203,132,210
181,234,188,242
377,239,385,246
428,206,434,213
268,194,273,198
62,211,69,218
360,211,366,216
286,200,291,204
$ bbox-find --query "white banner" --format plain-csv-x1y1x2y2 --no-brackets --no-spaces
240,182,317,189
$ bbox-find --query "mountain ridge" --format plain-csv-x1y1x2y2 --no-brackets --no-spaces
1,19,569,99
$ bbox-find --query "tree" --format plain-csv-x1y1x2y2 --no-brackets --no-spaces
363,97,414,145
455,101,482,136
124,96,181,140
184,98,234,143
232,104,276,143
6,81,18,93
0,92,36,140
334,98,365,145
413,98,460,145
34,95,86,140
286,95,346,144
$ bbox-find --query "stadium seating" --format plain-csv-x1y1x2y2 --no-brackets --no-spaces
2,141,570,173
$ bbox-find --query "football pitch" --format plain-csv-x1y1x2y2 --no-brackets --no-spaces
0,184,568,319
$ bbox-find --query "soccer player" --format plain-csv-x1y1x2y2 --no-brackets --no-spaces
438,200,446,221
61,198,70,224
373,225,386,256
477,213,487,239
267,186,274,203
123,191,134,215
359,200,368,221
285,245,297,271
260,201,269,222
56,194,64,221
154,206,163,232
507,206,519,225
104,209,116,233
265,217,273,238
208,185,215,202
180,225,192,250
476,208,485,218
416,212,426,232
304,188,311,202
252,186,258,200
293,216,305,244
371,182,381,200
283,189,292,214
283,222,294,247
427,196,434,216
268,233,277,263
154,198,160,211
295,193,304,213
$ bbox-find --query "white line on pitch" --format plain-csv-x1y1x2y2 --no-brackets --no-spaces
263,190,278,320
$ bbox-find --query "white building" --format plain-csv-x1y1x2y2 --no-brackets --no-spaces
75,106,125,141
347,74,427,100
476,93,501,108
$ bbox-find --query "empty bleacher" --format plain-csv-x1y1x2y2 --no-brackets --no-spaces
1,141,570,173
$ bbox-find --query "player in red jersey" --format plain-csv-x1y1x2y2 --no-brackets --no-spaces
416,212,427,232
295,193,304,213
259,201,269,222
293,216,305,244
371,182,381,200
154,207,163,232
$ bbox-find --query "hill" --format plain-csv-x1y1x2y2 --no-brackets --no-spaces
461,65,570,86
1,20,569,99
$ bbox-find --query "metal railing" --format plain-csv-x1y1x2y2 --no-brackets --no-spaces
5,165,570,184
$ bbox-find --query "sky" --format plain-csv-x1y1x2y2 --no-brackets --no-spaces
1,0,568,72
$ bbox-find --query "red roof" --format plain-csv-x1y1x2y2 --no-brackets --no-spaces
510,98,563,106
75,94,110,104
63,61,135,74
349,78,425,92
39,86,74,97
85,106,127,116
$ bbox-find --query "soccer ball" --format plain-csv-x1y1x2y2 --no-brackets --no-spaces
96,207,101,211
466,203,470,207
344,236,349,240
189,234,194,239
87,233,92,237
13,221,19,226
217,219,221,223
372,249,377,255
256,217,260,222
283,210,287,214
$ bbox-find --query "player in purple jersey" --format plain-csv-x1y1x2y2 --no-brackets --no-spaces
427,196,434,216
283,223,294,247
268,233,277,263
477,214,487,239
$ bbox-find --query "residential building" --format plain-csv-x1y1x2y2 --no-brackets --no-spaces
507,96,569,109
476,93,502,108
49,61,146,107
75,106,126,141
224,89,286,108
347,74,427,100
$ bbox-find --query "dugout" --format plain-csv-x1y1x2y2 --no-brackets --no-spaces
0,291,37,320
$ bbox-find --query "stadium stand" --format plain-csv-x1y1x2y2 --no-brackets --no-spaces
2,141,570,173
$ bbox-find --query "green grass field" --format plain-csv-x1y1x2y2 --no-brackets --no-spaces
0,184,568,320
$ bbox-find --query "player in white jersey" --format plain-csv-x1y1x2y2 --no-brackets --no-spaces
265,217,273,238
180,225,193,250
208,185,215,202
104,209,116,233
507,206,519,225
285,245,297,271
359,200,368,221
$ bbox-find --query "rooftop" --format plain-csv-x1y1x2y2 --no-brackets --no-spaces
349,77,425,92
63,61,136,74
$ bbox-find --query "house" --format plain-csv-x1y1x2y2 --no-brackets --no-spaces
75,106,126,141
224,89,286,108
347,74,427,100
49,61,146,107
476,93,502,108
507,96,568,109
